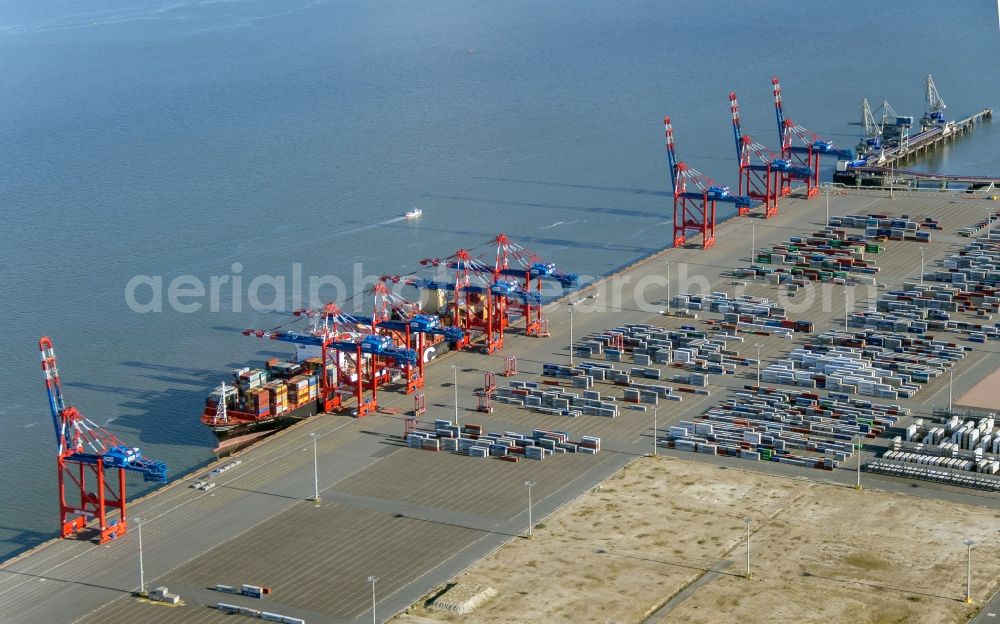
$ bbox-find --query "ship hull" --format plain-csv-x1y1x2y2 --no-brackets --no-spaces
203,399,320,441
200,339,452,441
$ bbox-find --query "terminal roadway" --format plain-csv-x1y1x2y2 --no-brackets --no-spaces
2,192,1000,623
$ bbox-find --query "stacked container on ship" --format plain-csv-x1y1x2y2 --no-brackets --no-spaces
202,357,323,440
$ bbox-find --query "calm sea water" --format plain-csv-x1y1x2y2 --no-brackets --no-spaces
1,0,998,560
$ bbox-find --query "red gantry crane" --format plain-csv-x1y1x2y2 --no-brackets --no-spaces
664,115,757,249
384,235,573,353
771,76,854,198
369,283,465,393
411,252,537,354
490,233,577,337
243,304,416,417
730,91,814,218
39,337,168,544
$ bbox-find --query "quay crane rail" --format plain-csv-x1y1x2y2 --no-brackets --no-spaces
772,76,854,198
665,115,756,249
39,337,167,544
729,91,812,218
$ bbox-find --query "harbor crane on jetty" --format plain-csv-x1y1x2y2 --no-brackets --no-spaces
851,99,913,158
771,76,854,198
855,98,883,156
491,233,577,337
664,115,756,250
38,337,168,544
922,74,947,130
729,92,813,218
243,304,417,417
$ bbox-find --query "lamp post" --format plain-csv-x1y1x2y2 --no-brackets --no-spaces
524,480,536,538
744,517,752,579
755,344,761,387
751,220,756,263
136,517,145,595
569,303,575,366
889,161,894,199
844,285,854,332
963,538,975,604
665,261,671,312
310,432,320,504
919,248,925,286
452,365,459,426
948,367,954,413
652,407,659,458
825,184,830,226
367,576,379,624
855,435,863,491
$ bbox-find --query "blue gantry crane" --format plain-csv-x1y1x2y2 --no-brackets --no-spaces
249,324,417,418
921,74,947,130
408,248,543,353
729,92,814,218
665,115,757,250
369,283,464,393
39,336,167,544
423,234,574,337
771,76,854,198
245,303,417,417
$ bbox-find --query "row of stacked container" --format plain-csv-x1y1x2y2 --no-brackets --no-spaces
759,328,967,399
672,292,814,337
666,386,906,469
884,414,1000,486
880,450,1000,475
919,238,1000,337
862,285,999,341
734,223,892,286
865,460,1000,492
216,603,304,623
956,212,996,237
906,414,1000,452
576,323,750,377
497,380,621,417
406,421,600,461
828,213,934,242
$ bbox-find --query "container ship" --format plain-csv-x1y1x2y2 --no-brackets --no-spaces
201,335,451,441
202,358,322,441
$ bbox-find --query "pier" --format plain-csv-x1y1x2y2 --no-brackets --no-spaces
866,108,992,168
847,166,1000,192
834,108,993,189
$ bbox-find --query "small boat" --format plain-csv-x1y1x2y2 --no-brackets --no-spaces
405,207,423,219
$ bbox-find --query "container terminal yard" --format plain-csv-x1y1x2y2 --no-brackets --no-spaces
3,186,1000,624
3,76,999,623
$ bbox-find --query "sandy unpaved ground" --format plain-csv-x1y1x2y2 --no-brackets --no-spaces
394,458,1000,624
